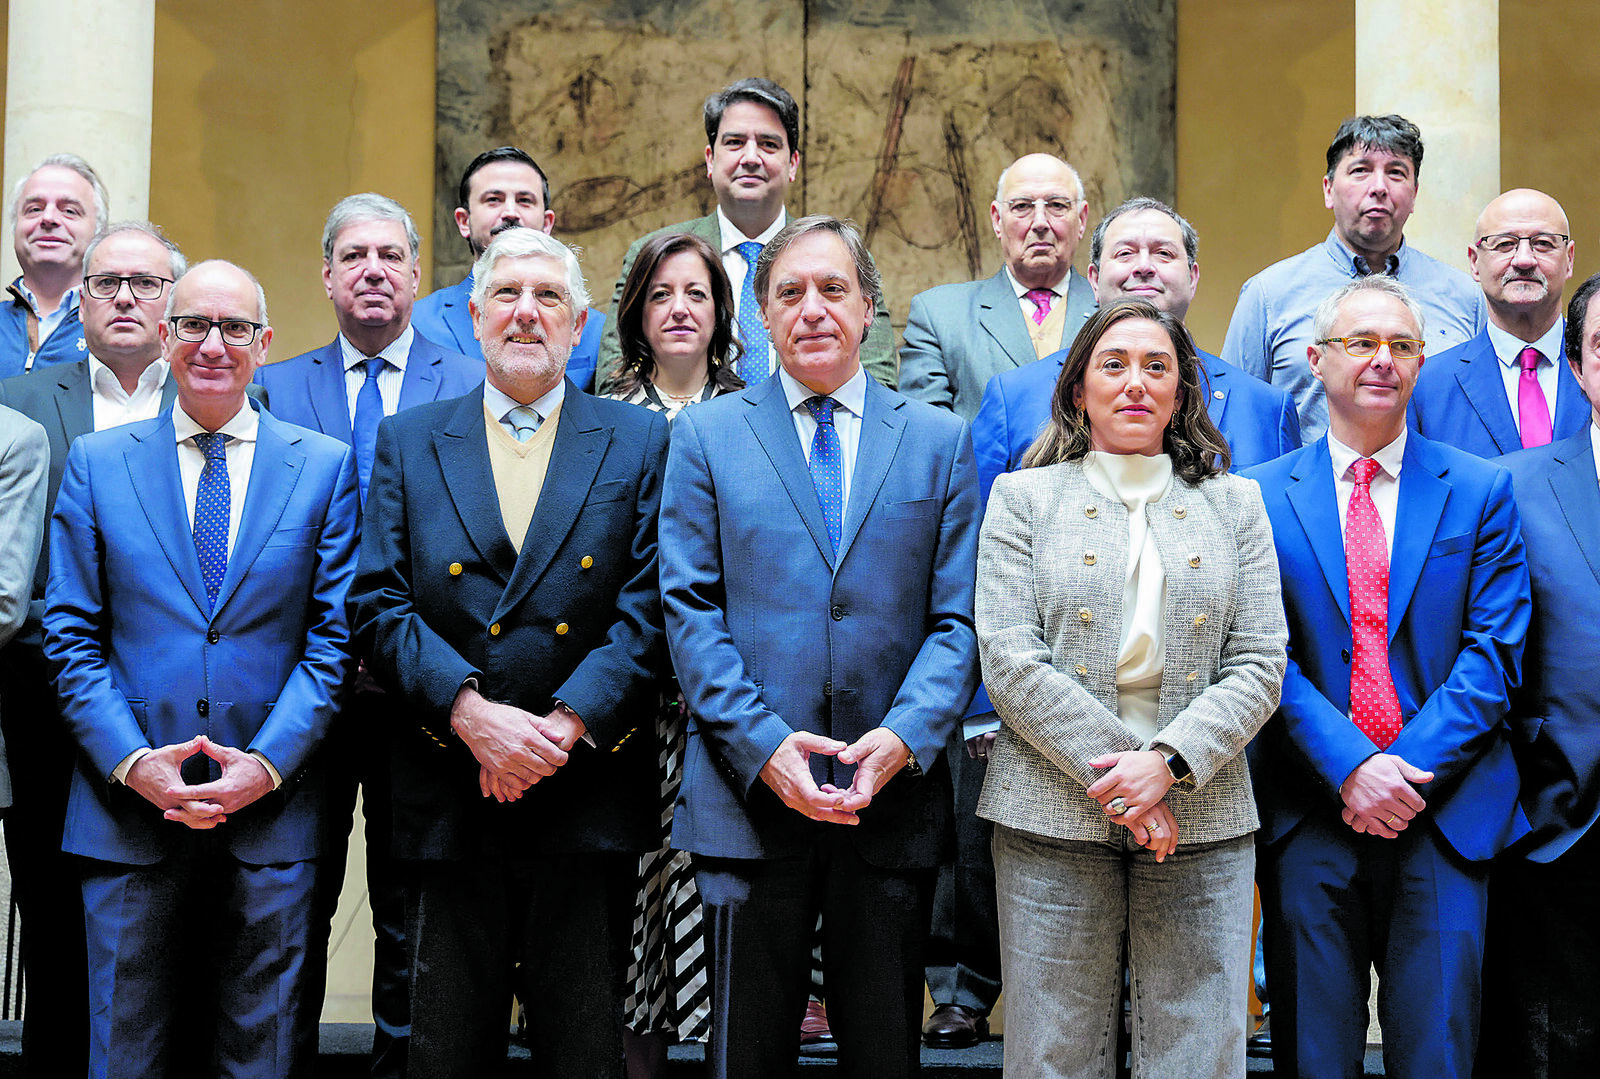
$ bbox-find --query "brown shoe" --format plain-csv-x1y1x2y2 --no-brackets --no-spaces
799,999,838,1056
922,1002,988,1049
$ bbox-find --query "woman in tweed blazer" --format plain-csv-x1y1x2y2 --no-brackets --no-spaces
977,300,1287,1078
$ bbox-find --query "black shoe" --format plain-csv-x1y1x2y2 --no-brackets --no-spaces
922,1003,988,1049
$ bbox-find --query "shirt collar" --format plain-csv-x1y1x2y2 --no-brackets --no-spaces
172,398,259,445
11,276,80,316
716,206,788,254
1323,228,1406,277
88,355,168,395
1486,317,1565,370
483,377,565,426
338,324,415,374
1328,426,1407,482
779,363,868,419
1590,422,1600,486
1004,265,1074,299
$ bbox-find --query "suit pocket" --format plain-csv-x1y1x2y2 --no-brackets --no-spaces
585,479,628,505
264,525,318,549
882,497,937,520
1427,532,1473,559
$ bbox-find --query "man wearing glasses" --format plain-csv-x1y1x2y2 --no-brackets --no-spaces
899,153,1096,424
1245,275,1529,1078
0,221,187,1079
1410,189,1587,457
44,259,360,1078
1224,115,1486,442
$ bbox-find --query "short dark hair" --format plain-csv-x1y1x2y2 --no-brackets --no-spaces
1565,272,1600,372
1325,114,1424,178
1090,196,1198,268
456,146,550,212
614,231,744,397
1021,299,1230,483
752,215,882,311
703,78,800,153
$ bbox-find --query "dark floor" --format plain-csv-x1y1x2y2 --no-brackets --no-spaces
0,1021,1388,1075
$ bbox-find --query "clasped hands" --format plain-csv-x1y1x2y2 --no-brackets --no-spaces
759,727,912,825
127,734,274,830
451,685,587,803
1087,750,1178,862
1338,752,1432,838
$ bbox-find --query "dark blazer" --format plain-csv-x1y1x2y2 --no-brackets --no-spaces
349,383,669,860
1409,329,1588,457
660,375,980,867
972,346,1300,504
1498,431,1600,861
253,333,482,442
898,268,1097,423
410,274,605,394
1244,434,1531,861
43,406,361,865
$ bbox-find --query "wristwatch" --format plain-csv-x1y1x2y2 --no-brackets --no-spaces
1162,749,1195,789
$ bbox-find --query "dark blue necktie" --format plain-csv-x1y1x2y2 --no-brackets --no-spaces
735,241,770,385
803,396,843,555
352,356,385,501
192,431,232,609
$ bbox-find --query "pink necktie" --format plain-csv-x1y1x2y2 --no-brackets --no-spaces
1346,458,1402,749
1517,346,1553,449
1024,288,1054,326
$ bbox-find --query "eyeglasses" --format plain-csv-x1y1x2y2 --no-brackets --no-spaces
484,283,571,309
84,273,173,301
1003,197,1078,221
1475,232,1569,256
1317,336,1424,359
168,316,266,346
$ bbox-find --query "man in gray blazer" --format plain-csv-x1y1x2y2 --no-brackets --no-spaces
897,153,1096,424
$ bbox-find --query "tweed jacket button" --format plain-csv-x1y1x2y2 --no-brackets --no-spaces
1187,670,1198,682
1193,613,1207,626
1078,607,1092,623
1085,504,1098,518
448,562,463,576
556,622,569,635
1083,551,1096,565
1075,663,1088,677
1172,505,1187,519
1188,553,1201,568
581,556,593,569
489,622,501,636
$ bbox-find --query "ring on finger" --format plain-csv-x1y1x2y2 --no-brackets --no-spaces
1109,796,1128,816
1145,822,1159,834
1384,813,1398,826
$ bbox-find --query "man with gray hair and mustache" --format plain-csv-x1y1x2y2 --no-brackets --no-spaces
1410,188,1588,456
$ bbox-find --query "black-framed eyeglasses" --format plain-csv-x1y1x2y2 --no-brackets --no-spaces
84,273,173,301
1003,197,1079,221
1475,232,1569,256
168,315,266,346
1317,336,1424,359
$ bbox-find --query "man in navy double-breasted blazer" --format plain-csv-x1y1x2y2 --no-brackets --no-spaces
44,260,361,1078
1245,276,1530,1079
661,216,980,1079
1410,189,1587,457
1477,272,1600,1076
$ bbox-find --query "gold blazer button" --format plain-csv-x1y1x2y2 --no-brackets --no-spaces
1078,608,1093,623
1187,670,1198,682
556,622,569,635
581,556,594,569
1075,664,1089,677
1083,551,1097,565
448,562,463,576
489,622,501,636
1188,553,1201,568
1172,505,1187,519
1193,613,1207,626
1085,504,1098,518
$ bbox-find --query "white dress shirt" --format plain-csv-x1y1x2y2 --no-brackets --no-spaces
90,356,167,431
717,206,787,380
1487,319,1563,434
779,364,866,512
172,400,259,559
1004,265,1075,323
1328,428,1406,561
338,324,414,423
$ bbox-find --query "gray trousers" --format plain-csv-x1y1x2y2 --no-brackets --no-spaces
993,823,1254,1079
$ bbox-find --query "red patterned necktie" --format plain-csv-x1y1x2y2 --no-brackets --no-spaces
1517,346,1553,448
1346,457,1402,748
1023,288,1054,325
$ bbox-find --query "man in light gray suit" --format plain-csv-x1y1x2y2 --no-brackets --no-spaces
0,403,48,799
897,153,1096,423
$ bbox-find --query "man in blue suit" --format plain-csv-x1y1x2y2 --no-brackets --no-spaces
1478,272,1600,1076
255,192,479,1077
1410,188,1586,457
44,260,361,1077
661,215,980,1078
411,146,605,390
1245,276,1530,1079
350,227,668,1077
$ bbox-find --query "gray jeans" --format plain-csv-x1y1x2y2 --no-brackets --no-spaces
992,823,1254,1079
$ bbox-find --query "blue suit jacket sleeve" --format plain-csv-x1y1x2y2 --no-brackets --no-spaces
1275,391,1302,456
972,370,1012,508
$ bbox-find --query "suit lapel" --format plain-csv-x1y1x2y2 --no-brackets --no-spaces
123,416,211,617
398,338,443,411
1201,358,1229,431
1386,437,1449,637
1454,340,1522,454
308,342,354,443
212,411,303,615
976,271,1035,372
1285,439,1351,623
495,385,608,620
746,379,836,567
1552,343,1589,436
1056,272,1095,351
837,381,906,566
442,277,476,354
53,362,93,444
434,389,517,581
1547,431,1600,589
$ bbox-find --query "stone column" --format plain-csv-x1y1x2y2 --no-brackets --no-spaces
3,0,156,282
1356,0,1499,272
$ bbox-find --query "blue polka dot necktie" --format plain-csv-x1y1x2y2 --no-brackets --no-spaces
735,241,770,385
803,395,842,556
192,431,232,610
352,355,385,502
